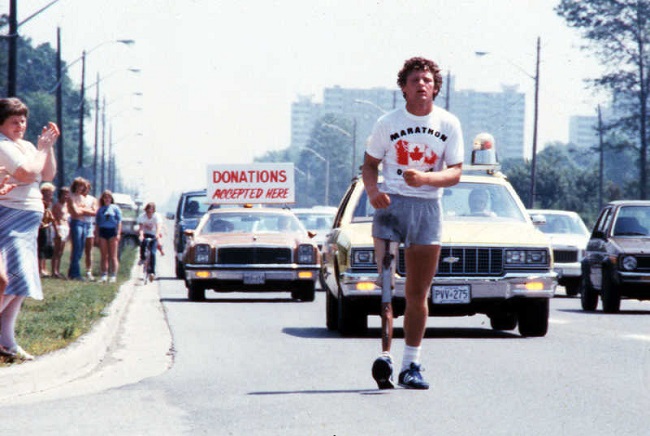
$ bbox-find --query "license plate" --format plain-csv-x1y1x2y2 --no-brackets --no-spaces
244,272,265,285
431,285,471,304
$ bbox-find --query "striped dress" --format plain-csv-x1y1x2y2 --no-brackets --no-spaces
0,134,45,300
0,205,43,299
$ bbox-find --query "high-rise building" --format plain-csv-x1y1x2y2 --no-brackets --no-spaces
451,85,525,161
291,95,322,150
569,115,599,149
291,81,526,162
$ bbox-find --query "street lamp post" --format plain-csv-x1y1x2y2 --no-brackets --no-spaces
321,121,357,179
77,40,136,173
476,36,540,208
302,147,329,206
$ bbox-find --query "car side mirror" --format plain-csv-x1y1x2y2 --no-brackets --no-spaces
307,230,317,239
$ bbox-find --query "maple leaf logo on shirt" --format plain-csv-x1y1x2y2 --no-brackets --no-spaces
394,139,438,166
409,146,424,161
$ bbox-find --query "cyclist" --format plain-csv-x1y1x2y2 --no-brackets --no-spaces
137,202,163,282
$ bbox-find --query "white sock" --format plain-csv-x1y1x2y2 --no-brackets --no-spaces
401,345,421,372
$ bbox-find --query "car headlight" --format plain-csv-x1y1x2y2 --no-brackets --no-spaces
194,244,211,264
298,244,315,264
352,249,375,267
505,249,548,266
622,255,637,271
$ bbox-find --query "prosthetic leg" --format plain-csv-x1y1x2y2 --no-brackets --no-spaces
381,239,397,353
372,239,398,389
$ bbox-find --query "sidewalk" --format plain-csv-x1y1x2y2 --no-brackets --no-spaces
0,262,173,403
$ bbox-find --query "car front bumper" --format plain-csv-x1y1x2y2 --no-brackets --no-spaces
554,261,581,279
339,271,557,300
185,263,321,287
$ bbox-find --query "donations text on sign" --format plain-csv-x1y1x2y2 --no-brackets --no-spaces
207,163,295,204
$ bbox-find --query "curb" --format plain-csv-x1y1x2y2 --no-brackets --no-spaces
0,262,154,401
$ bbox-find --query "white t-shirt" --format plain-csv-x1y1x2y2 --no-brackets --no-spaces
366,106,464,199
83,194,97,224
137,212,163,236
0,133,43,212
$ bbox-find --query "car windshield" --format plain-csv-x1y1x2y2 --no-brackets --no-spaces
352,181,527,222
536,213,590,236
294,212,334,231
183,194,210,218
199,212,305,234
613,206,650,236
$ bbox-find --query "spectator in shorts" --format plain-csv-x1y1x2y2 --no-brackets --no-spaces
82,180,97,281
51,186,70,279
95,190,122,283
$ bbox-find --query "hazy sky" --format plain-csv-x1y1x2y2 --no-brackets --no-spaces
7,0,605,208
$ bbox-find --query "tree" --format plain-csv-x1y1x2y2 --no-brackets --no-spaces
556,0,650,198
0,23,84,188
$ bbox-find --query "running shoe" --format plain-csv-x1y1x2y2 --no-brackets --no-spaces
100,274,108,283
372,355,395,389
398,363,429,390
109,276,117,283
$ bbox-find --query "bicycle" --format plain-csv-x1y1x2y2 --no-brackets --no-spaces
140,236,156,284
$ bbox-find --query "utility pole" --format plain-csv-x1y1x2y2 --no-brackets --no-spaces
55,27,65,188
598,105,604,211
7,0,17,97
528,36,541,209
77,51,86,169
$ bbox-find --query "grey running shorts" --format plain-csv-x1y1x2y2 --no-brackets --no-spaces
372,194,442,247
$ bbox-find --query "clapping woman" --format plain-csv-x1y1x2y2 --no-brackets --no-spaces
0,97,59,360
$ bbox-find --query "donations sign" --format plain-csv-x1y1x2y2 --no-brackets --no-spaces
207,163,295,204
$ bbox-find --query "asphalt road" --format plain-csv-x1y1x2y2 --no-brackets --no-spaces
2,248,650,435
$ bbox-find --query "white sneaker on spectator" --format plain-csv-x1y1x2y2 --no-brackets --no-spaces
109,276,117,283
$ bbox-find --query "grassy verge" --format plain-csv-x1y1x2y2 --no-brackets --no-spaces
2,245,137,364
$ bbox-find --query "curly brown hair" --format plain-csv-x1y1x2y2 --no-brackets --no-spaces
0,97,29,125
396,57,443,101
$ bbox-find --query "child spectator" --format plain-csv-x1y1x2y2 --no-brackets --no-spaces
37,183,56,277
51,186,70,279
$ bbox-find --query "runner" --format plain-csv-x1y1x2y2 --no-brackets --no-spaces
362,57,464,389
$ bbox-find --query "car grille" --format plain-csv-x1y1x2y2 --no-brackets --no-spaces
218,247,292,264
398,247,504,277
635,255,650,271
553,249,578,263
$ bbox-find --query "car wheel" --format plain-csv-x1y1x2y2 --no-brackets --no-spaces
580,274,598,311
292,282,315,302
517,298,549,337
563,278,581,297
326,290,338,330
337,292,367,336
187,283,205,302
601,270,621,313
489,312,517,331
175,260,185,280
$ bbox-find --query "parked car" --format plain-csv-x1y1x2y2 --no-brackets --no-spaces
167,189,210,278
580,200,650,313
182,207,321,302
529,209,590,296
322,155,556,337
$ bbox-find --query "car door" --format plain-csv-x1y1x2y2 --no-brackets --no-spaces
586,206,614,290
